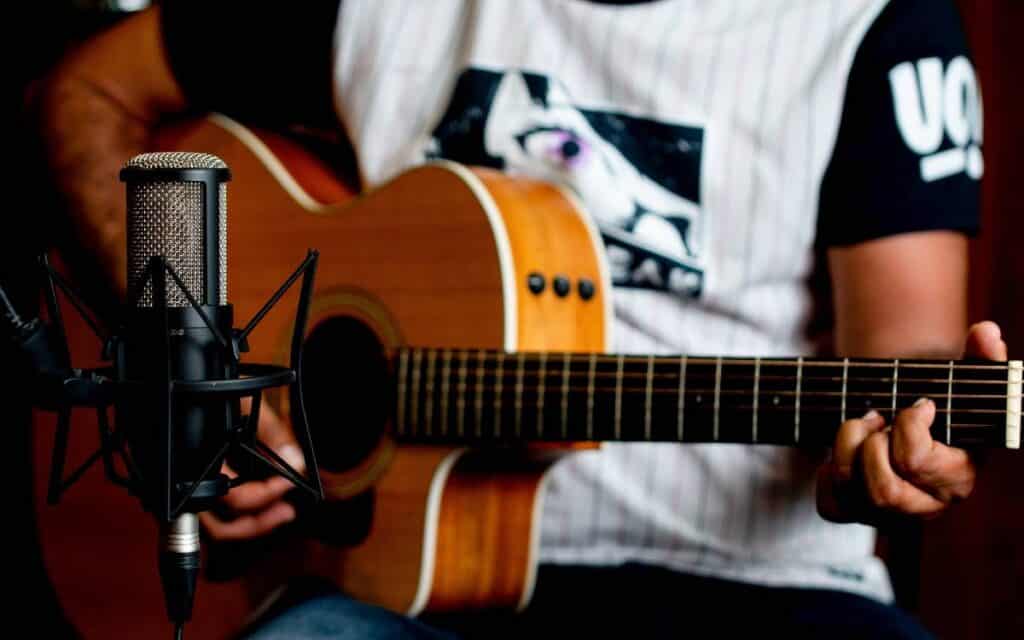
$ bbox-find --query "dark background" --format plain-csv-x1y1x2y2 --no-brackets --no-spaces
9,1,1022,638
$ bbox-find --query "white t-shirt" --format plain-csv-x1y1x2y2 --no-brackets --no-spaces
164,0,983,603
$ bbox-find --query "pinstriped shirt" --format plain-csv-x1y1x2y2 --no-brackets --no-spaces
317,0,979,602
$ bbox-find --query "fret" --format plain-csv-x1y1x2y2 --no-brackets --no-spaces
614,354,625,440
493,351,504,438
751,357,760,443
410,348,422,435
796,359,845,445
846,360,891,417
891,359,899,422
948,361,1008,448
561,352,571,439
644,355,654,440
713,357,722,442
794,357,803,444
840,358,849,422
396,349,409,437
474,349,485,437
440,349,452,436
424,349,437,436
456,350,468,437
717,358,757,443
754,359,799,445
586,353,597,440
536,352,547,437
946,360,954,445
647,357,680,441
681,358,716,443
514,352,525,438
677,355,687,441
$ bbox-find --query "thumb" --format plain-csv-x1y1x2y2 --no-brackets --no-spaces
962,321,1008,361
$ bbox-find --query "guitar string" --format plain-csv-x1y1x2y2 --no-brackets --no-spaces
393,350,1016,370
396,376,1022,401
398,370,1012,386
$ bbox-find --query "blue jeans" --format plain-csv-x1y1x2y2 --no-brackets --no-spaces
243,564,934,639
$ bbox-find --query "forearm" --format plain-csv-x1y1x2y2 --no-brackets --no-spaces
31,7,186,290
36,75,152,290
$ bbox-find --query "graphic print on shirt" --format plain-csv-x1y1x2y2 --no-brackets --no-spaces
888,55,983,183
427,68,707,298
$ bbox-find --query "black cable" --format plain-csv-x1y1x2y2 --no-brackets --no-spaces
175,623,184,640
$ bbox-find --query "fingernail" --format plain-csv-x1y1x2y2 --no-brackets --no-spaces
279,445,306,471
913,397,931,408
862,409,881,421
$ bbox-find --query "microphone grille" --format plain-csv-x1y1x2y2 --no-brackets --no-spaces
124,152,228,307
124,152,228,170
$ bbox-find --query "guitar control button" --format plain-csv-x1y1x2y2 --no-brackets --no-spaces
527,272,546,294
553,276,571,297
578,279,595,301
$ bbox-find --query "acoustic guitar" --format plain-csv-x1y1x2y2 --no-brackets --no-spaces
32,114,1022,638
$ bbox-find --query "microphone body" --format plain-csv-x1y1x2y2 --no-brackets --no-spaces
119,152,232,629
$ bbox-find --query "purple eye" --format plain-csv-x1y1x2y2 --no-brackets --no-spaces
547,131,589,168
515,127,592,169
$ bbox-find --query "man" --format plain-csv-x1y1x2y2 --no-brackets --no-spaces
35,0,999,637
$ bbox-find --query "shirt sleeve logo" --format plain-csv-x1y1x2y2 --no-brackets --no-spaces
888,55,983,183
426,67,707,298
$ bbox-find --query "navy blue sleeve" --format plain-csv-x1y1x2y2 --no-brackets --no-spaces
159,1,342,130
816,0,981,248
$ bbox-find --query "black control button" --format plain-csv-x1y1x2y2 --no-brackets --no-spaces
553,276,571,297
578,278,596,301
527,272,545,294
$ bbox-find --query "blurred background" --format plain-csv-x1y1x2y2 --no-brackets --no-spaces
8,1,1022,638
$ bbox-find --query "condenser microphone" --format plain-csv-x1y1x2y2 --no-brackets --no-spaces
119,152,232,634
17,149,320,638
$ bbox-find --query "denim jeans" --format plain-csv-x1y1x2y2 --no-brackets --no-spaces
243,564,934,639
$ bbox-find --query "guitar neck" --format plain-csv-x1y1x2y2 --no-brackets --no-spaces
390,349,1022,450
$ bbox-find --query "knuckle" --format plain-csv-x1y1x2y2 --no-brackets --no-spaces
871,479,902,509
896,449,928,477
950,478,975,501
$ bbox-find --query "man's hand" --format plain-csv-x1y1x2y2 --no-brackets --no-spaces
816,321,1007,525
199,400,306,541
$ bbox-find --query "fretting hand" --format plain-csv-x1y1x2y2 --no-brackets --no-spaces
816,321,1007,525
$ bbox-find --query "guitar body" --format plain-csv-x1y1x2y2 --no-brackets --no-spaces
32,115,611,637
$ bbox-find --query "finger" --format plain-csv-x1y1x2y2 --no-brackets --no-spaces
891,398,976,501
817,411,888,523
891,397,937,478
221,475,295,513
240,397,307,474
962,321,1008,361
199,502,296,541
862,430,946,517
832,410,887,482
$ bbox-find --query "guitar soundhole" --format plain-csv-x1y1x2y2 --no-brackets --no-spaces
301,315,391,473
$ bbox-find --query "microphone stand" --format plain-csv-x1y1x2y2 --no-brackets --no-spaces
11,251,324,639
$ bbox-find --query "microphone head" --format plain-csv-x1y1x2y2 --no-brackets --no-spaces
122,152,230,307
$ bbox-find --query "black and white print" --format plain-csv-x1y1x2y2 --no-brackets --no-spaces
428,68,707,298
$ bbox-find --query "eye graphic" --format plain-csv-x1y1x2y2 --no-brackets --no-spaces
515,127,591,169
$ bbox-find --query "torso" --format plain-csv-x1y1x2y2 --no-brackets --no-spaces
330,0,894,601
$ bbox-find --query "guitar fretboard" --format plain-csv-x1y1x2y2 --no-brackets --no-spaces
391,349,1022,449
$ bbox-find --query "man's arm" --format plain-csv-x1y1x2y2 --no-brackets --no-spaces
34,7,188,289
816,231,1005,523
